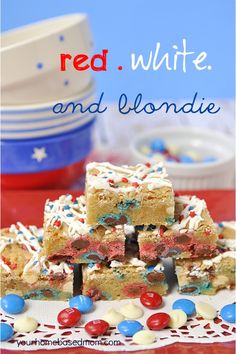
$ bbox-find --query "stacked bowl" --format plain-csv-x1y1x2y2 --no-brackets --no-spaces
1,14,96,189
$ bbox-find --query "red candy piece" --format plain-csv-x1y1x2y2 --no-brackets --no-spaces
53,220,61,228
147,312,170,330
132,182,139,188
122,177,128,183
57,308,81,327
140,291,162,309
85,319,109,336
189,211,196,218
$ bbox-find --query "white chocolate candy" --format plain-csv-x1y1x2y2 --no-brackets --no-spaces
152,153,165,162
168,144,180,156
168,310,187,328
185,150,201,161
140,145,151,155
133,330,156,345
14,316,38,333
102,308,124,326
196,301,217,320
120,303,144,320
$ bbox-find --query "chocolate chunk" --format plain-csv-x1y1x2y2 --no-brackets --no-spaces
27,292,37,299
42,289,54,297
103,217,115,225
49,272,66,281
180,286,198,294
118,215,128,224
196,248,213,257
175,234,190,244
86,254,102,261
48,255,72,262
86,288,102,301
156,243,166,255
147,271,166,283
207,266,216,279
104,215,128,226
71,238,90,250
99,244,109,255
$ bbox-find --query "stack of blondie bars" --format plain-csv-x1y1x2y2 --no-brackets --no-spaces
0,162,235,301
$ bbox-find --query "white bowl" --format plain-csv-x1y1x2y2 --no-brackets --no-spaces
1,14,93,104
131,126,235,190
1,82,96,139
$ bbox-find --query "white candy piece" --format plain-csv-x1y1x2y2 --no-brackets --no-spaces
140,145,151,155
186,150,201,161
14,316,38,333
119,303,144,319
102,308,124,326
167,144,180,156
133,330,156,345
196,301,217,320
152,153,165,162
168,310,187,328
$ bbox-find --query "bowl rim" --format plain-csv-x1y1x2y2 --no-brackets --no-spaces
1,13,88,52
130,126,235,170
1,118,96,144
0,80,95,113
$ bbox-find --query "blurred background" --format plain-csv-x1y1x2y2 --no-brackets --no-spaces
1,0,235,190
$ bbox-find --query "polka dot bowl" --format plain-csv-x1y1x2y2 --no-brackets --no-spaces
1,14,93,105
1,119,95,189
131,126,234,190
0,81,95,140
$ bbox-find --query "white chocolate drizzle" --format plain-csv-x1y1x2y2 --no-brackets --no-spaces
171,195,206,231
44,194,123,238
217,238,236,251
86,162,172,191
0,222,72,277
44,194,91,237
87,258,164,272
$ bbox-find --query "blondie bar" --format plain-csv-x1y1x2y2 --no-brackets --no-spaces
82,258,168,301
85,162,175,227
175,251,235,295
43,194,125,263
0,222,73,300
135,195,218,261
175,220,236,295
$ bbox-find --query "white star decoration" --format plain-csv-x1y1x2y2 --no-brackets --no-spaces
31,147,48,163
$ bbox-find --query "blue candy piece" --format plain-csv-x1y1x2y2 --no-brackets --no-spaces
1,294,25,314
220,304,236,323
0,323,14,341
118,320,143,337
150,138,166,153
179,155,194,163
172,299,196,316
69,295,93,314
202,156,217,163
